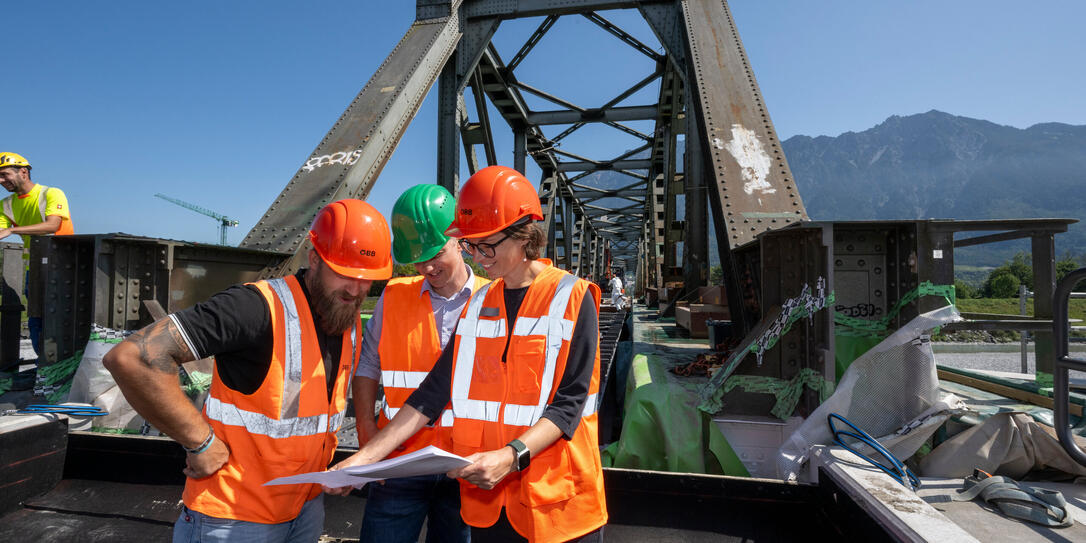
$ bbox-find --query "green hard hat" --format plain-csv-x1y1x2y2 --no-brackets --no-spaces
391,184,457,264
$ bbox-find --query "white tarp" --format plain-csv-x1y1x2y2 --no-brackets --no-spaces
778,305,962,481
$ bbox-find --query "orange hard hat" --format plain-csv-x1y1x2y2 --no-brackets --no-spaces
308,199,393,280
445,165,543,239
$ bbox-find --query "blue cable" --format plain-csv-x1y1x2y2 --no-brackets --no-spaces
828,413,920,491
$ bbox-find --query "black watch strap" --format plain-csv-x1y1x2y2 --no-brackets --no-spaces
508,439,531,471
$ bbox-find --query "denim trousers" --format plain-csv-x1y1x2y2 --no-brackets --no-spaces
173,494,324,543
360,473,469,543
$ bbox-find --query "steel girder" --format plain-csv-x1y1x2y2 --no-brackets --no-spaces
681,0,808,330
243,0,808,306
240,10,462,273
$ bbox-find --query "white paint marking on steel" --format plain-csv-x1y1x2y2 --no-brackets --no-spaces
302,149,364,173
724,124,775,196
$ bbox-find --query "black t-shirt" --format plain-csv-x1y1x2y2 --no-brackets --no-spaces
172,270,343,398
405,285,599,439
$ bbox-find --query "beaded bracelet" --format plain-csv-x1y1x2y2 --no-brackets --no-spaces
183,426,216,455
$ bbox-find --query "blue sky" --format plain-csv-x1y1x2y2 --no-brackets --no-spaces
3,1,1084,245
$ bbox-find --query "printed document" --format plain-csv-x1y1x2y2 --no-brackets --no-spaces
264,445,471,488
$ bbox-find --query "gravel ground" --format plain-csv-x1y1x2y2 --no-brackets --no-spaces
933,342,1086,379
934,348,1038,374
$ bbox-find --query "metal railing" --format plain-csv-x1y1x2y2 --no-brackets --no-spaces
1052,268,1086,467
1019,283,1086,373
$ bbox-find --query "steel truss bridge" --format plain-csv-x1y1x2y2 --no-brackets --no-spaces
239,0,808,332
8,0,1084,475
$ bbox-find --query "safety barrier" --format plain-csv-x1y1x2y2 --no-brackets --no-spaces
1052,267,1086,467
1019,283,1086,372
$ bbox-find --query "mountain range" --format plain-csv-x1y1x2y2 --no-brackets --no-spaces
576,110,1085,268
784,110,1086,266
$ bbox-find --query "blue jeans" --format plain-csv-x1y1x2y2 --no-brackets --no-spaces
173,494,324,543
361,473,469,543
23,269,41,358
27,316,41,359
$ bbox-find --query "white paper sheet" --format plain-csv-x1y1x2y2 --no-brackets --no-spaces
264,445,472,488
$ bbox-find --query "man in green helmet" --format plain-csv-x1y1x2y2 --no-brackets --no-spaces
352,184,487,543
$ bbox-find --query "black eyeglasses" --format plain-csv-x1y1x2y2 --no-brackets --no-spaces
459,231,513,258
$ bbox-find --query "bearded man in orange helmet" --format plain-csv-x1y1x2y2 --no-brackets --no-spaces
105,199,393,542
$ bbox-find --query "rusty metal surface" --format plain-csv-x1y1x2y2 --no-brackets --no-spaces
34,234,285,366
682,0,807,250
240,13,462,276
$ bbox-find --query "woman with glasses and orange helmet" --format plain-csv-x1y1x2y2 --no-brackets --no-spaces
329,166,606,543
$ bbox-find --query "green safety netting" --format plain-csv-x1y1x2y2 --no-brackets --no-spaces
833,281,956,378
602,353,750,477
0,376,11,396
721,368,835,420
182,370,213,397
698,279,834,416
36,350,83,403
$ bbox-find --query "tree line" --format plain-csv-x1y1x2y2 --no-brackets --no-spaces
956,252,1084,299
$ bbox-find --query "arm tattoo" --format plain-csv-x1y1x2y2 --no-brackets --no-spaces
128,319,196,373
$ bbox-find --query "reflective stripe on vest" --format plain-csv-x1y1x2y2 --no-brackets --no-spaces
452,274,583,426
378,370,455,426
266,278,305,419
204,395,343,438
383,404,455,427
381,370,428,390
1,185,51,225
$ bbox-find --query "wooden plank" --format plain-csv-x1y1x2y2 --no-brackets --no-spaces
937,368,1084,417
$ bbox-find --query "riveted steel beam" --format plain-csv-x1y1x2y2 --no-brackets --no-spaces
526,105,658,125
463,0,661,20
581,11,662,61
682,0,807,251
242,13,461,275
556,159,652,172
507,15,558,72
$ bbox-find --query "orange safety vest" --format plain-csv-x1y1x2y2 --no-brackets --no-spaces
183,275,360,524
448,261,607,543
376,274,489,457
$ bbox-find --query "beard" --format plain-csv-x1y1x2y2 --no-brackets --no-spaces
307,269,364,335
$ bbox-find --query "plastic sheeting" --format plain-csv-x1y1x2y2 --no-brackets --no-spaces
778,304,962,481
602,354,749,476
68,325,148,432
919,412,1086,480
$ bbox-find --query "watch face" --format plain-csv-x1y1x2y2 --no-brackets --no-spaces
517,448,531,471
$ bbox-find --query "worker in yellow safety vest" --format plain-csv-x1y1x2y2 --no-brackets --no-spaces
0,151,74,362
329,166,607,543
104,199,393,542
352,184,487,543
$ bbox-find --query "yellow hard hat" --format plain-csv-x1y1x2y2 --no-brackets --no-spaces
0,152,30,169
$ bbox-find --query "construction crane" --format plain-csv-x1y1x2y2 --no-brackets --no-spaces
154,193,239,245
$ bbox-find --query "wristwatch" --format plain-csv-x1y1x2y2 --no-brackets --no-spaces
507,439,531,472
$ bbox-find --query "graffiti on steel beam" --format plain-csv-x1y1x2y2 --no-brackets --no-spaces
302,149,364,173
715,124,774,197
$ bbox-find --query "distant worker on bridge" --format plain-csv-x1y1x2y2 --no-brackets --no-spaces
104,199,392,542
606,269,625,311
0,152,74,359
352,184,487,543
329,166,607,543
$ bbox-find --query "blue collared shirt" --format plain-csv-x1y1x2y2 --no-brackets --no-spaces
354,264,477,380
